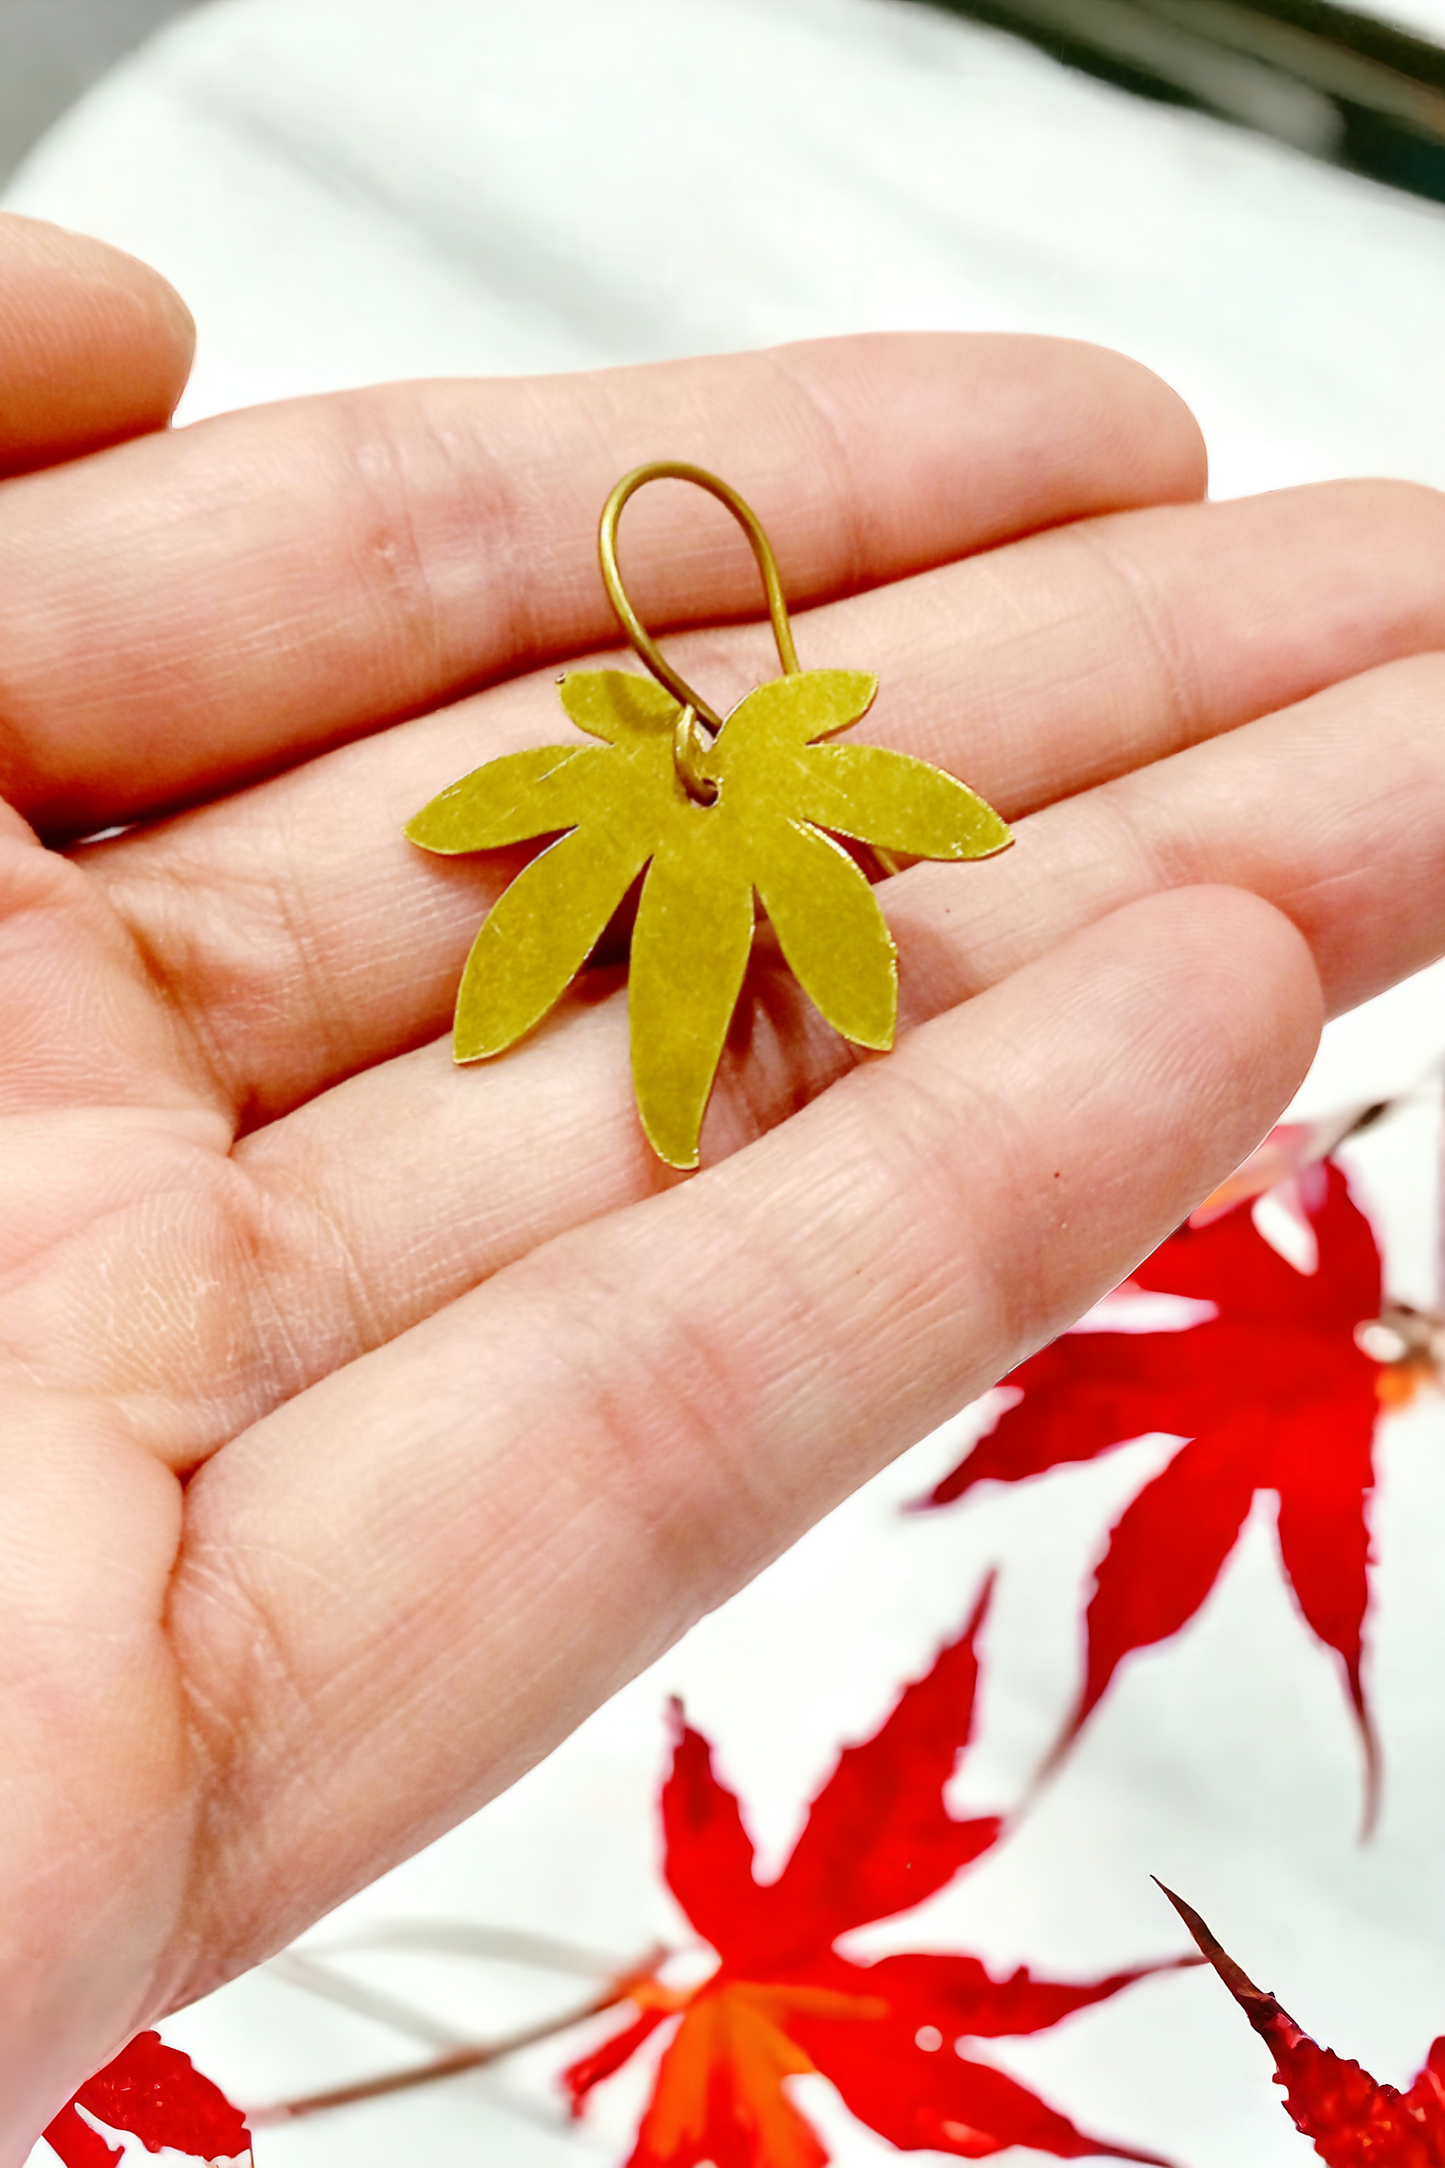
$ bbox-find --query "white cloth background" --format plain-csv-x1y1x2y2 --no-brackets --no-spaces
8,1,1445,2161
1375,0,1445,32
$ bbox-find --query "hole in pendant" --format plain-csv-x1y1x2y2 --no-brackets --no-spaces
674,708,719,806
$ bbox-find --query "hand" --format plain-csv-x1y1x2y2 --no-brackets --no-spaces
4,209,1444,2152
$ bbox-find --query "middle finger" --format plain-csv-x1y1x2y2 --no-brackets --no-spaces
89,475,1445,1125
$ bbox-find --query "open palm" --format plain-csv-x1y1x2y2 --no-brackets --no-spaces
6,213,1445,2155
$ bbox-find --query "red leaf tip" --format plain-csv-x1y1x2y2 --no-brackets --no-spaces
45,2032,251,2167
1153,1882,1268,2010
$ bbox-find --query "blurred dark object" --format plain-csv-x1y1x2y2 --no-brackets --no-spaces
2,0,1442,209
0,0,200,182
921,0,1445,202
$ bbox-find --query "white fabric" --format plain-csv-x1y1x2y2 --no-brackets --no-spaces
10,3,1445,2163
1373,0,1445,32
7,0,1445,499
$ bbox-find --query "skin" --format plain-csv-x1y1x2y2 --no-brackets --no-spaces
2,208,1445,2152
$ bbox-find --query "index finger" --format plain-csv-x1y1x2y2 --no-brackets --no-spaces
0,334,1205,834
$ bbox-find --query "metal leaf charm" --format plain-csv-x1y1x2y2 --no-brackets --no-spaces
408,664,1011,1169
409,463,1011,1167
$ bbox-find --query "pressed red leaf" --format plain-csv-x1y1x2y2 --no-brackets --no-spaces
922,1164,1385,1764
44,2033,252,2166
767,1581,1000,1953
40,2107,124,2168
927,1333,1219,1501
1273,1401,1376,1744
571,1590,1180,2164
1161,1886,1445,2165
1401,2044,1445,2144
665,1587,998,1977
662,1707,778,1965
835,1949,1197,2039
1074,1423,1262,1732
625,1987,831,2168
791,1991,1171,2163
565,2006,672,2116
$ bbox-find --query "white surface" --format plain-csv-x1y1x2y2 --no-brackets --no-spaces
7,0,1445,500
1367,0,1445,33
12,2,1445,2162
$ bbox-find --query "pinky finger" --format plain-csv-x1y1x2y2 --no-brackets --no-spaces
0,215,194,478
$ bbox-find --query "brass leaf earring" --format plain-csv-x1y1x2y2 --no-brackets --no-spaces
407,461,1012,1170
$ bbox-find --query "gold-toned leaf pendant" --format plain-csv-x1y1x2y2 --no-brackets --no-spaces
408,462,1013,1170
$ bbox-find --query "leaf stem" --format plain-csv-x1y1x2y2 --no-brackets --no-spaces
303,1918,643,1979
248,1955,664,2125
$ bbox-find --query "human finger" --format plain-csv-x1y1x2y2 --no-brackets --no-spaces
0,215,194,479
186,645,1443,1457
39,650,1437,1471
89,476,1445,1126
169,887,1320,1970
0,334,1203,832
881,649,1445,1027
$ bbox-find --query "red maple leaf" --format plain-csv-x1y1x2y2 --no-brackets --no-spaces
1161,1885,1445,2165
920,1162,1386,1779
43,2032,252,2167
566,1590,1183,2164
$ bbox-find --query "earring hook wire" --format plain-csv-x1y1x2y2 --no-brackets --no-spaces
598,462,800,736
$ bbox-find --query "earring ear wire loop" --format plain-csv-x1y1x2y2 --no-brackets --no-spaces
599,463,803,804
598,463,898,866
